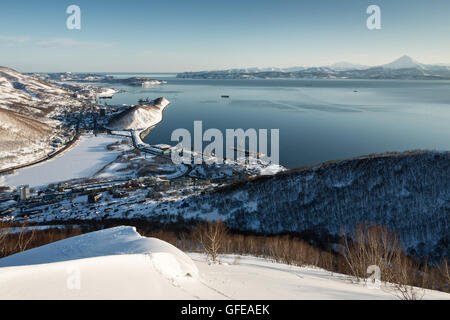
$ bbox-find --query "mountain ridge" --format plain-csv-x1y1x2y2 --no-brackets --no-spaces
177,56,450,80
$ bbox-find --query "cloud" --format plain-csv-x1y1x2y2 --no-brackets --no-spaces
34,38,113,48
137,50,153,57
0,36,30,45
0,35,113,49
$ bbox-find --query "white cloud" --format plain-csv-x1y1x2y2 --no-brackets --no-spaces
0,35,113,49
34,38,113,48
137,50,153,56
0,36,30,45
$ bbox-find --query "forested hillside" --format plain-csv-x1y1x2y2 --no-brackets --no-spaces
181,151,449,260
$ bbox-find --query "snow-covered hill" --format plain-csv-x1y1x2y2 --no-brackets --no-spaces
0,108,53,169
328,62,370,71
167,151,450,260
1,226,448,299
0,66,82,119
107,97,170,130
0,67,86,169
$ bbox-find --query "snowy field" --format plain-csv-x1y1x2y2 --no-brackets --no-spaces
0,226,448,300
0,135,127,188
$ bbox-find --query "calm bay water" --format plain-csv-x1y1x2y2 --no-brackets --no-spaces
102,75,450,168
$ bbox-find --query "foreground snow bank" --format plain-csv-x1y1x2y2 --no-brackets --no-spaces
0,226,199,299
190,254,450,300
0,226,197,275
0,226,448,300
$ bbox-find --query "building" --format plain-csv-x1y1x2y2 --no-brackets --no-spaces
88,193,102,203
19,185,30,201
113,191,127,199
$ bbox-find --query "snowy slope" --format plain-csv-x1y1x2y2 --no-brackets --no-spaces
0,226,196,271
0,226,448,300
328,62,370,71
0,66,85,169
0,66,81,117
107,97,170,130
0,108,53,169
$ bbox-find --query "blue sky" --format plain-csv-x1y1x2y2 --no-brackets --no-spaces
1,0,449,72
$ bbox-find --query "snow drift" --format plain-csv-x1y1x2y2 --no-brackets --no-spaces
0,226,197,275
0,226,199,299
0,226,448,300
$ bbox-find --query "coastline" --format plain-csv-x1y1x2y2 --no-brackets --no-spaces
136,98,171,145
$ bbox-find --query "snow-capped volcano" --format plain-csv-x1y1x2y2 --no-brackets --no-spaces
381,55,424,70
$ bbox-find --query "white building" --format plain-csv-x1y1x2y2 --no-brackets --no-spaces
19,185,30,201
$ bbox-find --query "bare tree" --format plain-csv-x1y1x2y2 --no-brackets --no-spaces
0,220,10,257
16,222,36,252
436,258,450,291
341,224,429,299
195,220,227,262
390,254,425,300
342,224,402,284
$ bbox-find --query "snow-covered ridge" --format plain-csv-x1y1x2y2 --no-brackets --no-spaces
0,226,197,275
177,55,450,80
107,97,170,130
0,67,88,170
0,66,81,113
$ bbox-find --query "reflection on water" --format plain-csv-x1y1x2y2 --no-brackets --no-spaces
101,77,450,168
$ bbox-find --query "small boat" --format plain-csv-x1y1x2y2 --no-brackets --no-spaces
221,95,230,98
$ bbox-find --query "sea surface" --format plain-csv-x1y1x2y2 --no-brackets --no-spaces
100,74,450,168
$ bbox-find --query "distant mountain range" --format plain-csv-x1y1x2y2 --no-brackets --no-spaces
177,56,450,80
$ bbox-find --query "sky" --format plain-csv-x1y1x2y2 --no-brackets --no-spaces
1,0,450,72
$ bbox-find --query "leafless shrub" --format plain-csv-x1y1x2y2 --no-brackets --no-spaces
341,224,402,283
16,222,36,252
194,220,227,262
439,258,450,283
341,224,432,299
0,221,10,257
390,254,425,300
